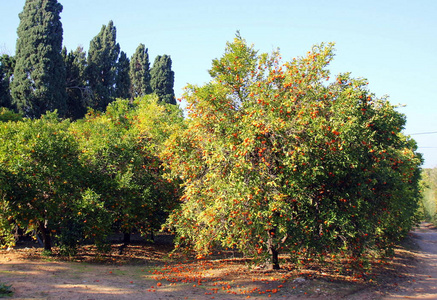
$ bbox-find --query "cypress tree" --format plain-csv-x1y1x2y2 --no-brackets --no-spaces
0,54,15,109
150,55,176,105
115,51,131,99
63,46,88,120
11,0,66,118
87,20,120,111
129,44,151,99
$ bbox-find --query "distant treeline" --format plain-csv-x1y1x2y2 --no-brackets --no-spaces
0,0,176,120
422,168,437,224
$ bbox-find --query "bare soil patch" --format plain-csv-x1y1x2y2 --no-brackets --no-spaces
1,225,436,300
383,223,437,299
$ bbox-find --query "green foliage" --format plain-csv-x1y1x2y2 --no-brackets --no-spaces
163,35,423,269
0,107,22,122
150,55,176,105
421,168,437,224
87,20,120,111
115,51,131,99
0,5,183,254
56,189,111,255
11,0,66,118
63,46,89,120
0,167,16,247
0,97,182,253
129,44,152,98
70,95,182,244
0,282,13,297
0,54,15,109
0,111,85,251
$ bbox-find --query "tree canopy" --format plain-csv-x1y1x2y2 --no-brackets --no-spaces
130,44,152,99
0,112,84,251
0,54,15,109
162,35,423,269
150,55,176,105
0,96,183,253
87,20,120,111
115,51,131,99
10,0,66,118
63,46,88,120
2,3,179,116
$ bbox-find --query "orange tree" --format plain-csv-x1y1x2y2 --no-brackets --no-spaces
0,107,22,122
70,96,182,247
162,35,423,269
0,112,91,252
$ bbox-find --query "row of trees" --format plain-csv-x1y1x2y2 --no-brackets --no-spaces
422,168,437,224
0,0,175,120
0,0,424,271
0,35,424,270
0,96,182,254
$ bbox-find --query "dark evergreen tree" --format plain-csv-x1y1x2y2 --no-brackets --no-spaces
87,20,120,111
0,54,15,109
115,51,131,99
62,46,88,120
150,55,176,105
129,44,151,99
11,0,66,118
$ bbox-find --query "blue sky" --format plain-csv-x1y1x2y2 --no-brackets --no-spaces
1,0,436,168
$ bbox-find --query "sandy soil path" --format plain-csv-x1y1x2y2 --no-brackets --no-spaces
384,223,437,299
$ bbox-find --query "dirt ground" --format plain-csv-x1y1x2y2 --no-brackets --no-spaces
383,223,437,299
1,223,436,300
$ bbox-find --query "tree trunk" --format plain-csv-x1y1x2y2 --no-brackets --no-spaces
118,232,131,254
266,231,280,270
38,221,52,252
123,232,131,245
